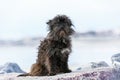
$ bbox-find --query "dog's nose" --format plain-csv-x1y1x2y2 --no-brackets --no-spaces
60,26,64,31
59,23,65,27
60,25,64,28
60,26,64,28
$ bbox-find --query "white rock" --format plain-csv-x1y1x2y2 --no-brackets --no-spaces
77,61,109,70
111,53,120,70
0,62,25,74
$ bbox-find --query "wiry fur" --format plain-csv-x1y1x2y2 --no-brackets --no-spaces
18,15,74,76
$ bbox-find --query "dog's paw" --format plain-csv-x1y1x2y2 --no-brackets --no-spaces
67,69,72,72
64,69,72,73
47,72,56,76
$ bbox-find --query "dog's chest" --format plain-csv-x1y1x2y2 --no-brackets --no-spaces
61,48,71,54
51,39,71,55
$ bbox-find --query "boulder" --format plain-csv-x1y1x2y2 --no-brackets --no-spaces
0,62,25,74
111,53,120,70
77,61,109,70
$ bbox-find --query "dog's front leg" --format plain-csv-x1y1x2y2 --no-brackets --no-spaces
45,56,57,76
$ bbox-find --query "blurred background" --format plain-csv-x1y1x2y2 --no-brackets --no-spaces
0,0,120,72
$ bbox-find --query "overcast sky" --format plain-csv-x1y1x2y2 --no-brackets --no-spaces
0,0,120,39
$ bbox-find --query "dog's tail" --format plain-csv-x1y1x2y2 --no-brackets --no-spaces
17,73,31,77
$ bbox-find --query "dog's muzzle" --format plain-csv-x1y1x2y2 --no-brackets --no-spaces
60,30,66,37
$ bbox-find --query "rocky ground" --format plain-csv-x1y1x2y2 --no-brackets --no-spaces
0,67,120,80
0,53,120,80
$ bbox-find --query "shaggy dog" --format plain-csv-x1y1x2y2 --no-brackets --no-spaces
19,15,74,76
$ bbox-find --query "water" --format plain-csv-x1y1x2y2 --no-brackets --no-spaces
0,38,120,72
70,38,120,69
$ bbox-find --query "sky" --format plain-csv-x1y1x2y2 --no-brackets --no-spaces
0,0,120,40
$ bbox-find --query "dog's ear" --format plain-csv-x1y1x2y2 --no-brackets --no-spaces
46,20,52,25
46,20,53,31
69,28,75,35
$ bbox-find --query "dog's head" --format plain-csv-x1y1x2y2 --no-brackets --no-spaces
47,15,74,39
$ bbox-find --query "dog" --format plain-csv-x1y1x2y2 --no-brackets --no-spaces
18,15,74,76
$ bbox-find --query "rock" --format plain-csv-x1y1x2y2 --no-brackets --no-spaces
1,67,120,80
77,67,82,70
111,53,120,70
90,61,109,68
77,61,109,70
0,62,25,74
